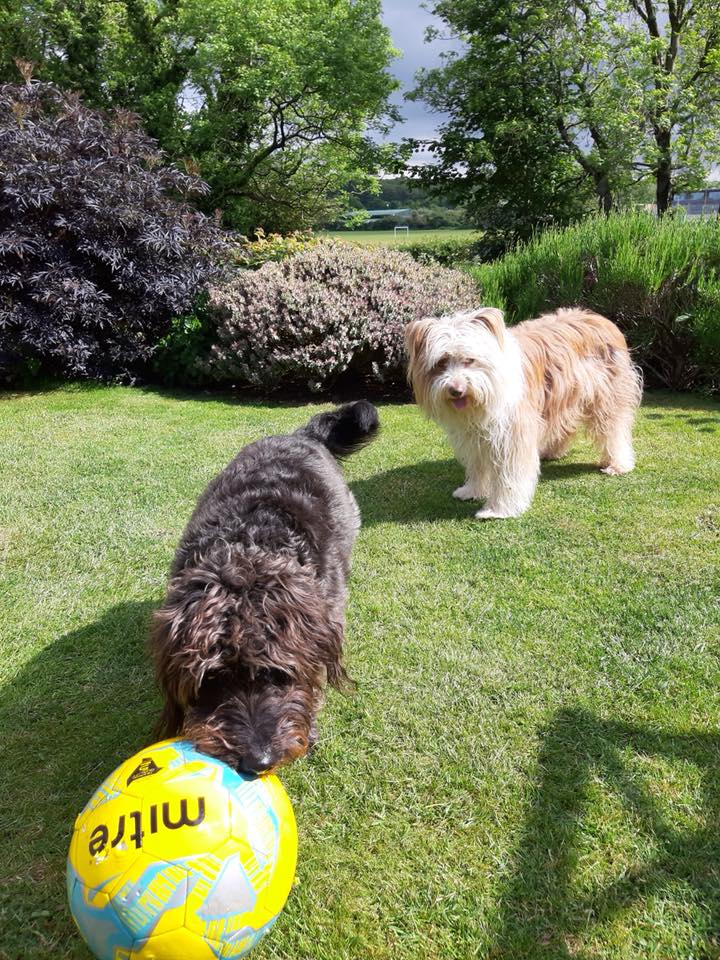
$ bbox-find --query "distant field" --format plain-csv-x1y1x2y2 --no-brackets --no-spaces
320,228,478,246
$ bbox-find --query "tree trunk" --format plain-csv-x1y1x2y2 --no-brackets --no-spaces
594,173,613,215
656,165,672,216
655,130,673,216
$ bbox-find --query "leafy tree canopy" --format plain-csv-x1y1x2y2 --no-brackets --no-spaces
410,0,720,245
0,0,399,231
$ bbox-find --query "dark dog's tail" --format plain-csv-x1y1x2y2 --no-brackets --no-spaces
302,400,379,458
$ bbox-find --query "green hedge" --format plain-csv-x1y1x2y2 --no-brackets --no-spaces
397,233,483,267
468,213,720,391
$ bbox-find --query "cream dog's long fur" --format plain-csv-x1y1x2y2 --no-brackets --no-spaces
406,307,642,519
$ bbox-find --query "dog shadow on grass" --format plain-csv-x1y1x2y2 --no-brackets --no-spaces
352,458,466,525
492,707,720,958
352,459,602,525
0,601,158,957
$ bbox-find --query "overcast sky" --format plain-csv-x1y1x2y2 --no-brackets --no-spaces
380,1,457,158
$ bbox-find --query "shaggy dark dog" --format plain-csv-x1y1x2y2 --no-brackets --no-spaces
151,401,379,774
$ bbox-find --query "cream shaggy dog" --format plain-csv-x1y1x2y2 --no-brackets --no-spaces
405,307,642,519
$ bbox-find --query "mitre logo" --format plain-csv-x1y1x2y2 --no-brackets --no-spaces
88,797,206,856
126,757,162,785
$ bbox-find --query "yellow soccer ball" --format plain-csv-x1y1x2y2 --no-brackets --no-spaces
67,739,297,959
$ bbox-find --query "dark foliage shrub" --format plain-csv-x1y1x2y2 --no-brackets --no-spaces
197,241,478,393
471,212,720,391
0,76,228,381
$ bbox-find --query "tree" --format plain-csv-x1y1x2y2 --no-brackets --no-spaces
410,0,720,237
408,1,597,246
0,0,398,231
0,1,108,101
623,0,720,213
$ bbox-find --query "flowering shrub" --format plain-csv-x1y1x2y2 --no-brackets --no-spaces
0,73,228,382
200,241,478,392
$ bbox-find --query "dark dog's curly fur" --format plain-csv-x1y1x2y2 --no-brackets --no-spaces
151,401,379,774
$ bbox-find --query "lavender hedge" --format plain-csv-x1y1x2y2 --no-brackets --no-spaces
198,241,477,392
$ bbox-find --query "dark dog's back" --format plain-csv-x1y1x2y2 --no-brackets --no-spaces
172,400,379,580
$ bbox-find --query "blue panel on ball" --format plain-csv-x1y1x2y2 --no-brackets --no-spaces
68,870,134,960
112,858,188,939
173,741,257,793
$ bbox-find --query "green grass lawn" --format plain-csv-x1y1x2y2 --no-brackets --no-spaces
319,228,478,247
1,385,719,960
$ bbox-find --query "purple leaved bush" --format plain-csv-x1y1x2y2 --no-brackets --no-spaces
0,77,229,381
203,241,477,392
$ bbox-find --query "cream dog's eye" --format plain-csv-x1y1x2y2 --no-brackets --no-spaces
461,357,476,367
433,357,449,373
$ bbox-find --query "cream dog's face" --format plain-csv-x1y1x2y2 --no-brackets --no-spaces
405,308,508,417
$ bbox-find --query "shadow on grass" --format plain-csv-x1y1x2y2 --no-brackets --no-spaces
352,458,466,525
0,602,158,958
641,391,720,413
139,384,300,408
493,708,720,958
643,391,720,426
352,458,604,526
539,461,602,480
137,383,414,408
645,411,719,431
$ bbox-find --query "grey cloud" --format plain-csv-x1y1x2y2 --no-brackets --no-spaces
379,0,458,148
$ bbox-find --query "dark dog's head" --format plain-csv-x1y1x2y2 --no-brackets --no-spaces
151,547,348,774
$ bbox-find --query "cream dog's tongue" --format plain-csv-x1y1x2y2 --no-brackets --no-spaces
452,397,468,410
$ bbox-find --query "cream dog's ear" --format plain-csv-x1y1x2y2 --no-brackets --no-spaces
404,316,435,358
470,307,506,345
404,316,437,403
